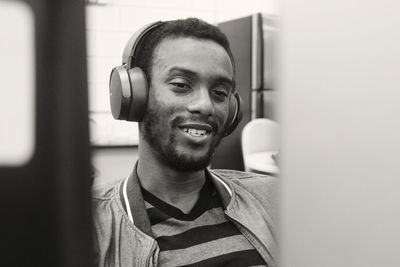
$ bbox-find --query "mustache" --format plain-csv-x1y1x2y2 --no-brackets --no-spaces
172,115,219,133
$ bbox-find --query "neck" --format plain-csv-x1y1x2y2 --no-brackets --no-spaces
137,137,206,211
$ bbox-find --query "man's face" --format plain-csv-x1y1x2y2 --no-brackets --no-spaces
140,37,234,171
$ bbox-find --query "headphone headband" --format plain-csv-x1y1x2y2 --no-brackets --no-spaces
122,21,163,69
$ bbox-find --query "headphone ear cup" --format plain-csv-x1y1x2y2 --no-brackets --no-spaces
126,67,148,122
109,65,132,120
224,92,242,136
109,66,148,122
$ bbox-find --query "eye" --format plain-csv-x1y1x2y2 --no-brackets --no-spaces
212,88,229,100
171,82,191,90
169,77,193,93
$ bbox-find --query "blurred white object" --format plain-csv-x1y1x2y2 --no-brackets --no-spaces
0,1,35,166
241,118,280,174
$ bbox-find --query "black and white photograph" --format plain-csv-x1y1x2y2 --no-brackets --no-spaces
1,0,400,266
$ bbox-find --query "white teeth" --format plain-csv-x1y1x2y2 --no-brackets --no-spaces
183,128,207,137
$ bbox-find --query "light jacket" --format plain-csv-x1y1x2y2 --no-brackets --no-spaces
92,168,279,267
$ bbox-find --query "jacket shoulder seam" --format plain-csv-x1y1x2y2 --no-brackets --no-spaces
92,181,122,201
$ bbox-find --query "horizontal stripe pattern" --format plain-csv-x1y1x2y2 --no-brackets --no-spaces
157,221,238,251
144,196,222,226
146,206,171,225
142,180,219,221
151,207,228,237
183,249,267,267
158,236,266,267
142,176,266,267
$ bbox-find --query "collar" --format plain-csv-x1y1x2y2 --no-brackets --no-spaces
207,169,234,208
119,162,153,237
119,163,235,237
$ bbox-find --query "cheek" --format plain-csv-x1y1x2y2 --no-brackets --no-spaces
151,93,185,118
147,88,166,112
146,94,178,122
215,104,230,128
148,84,176,110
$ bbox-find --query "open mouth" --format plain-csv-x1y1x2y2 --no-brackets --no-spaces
182,128,209,137
178,122,214,139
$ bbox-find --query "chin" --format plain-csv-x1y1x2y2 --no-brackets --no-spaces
163,148,213,171
170,160,210,171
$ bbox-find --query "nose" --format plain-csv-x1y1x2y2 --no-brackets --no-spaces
187,87,214,116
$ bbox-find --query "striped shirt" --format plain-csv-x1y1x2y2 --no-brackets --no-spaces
141,176,266,267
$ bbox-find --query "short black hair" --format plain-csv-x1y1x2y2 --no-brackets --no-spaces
133,18,235,85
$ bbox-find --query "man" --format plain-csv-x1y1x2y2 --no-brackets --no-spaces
92,18,278,266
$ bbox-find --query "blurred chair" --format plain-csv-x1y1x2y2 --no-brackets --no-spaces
241,118,280,174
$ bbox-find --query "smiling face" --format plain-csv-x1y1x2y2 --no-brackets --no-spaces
140,37,235,171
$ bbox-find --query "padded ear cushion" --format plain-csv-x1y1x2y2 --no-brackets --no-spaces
109,66,148,122
224,92,242,136
126,67,148,122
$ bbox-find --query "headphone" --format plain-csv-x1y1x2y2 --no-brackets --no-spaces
109,21,242,136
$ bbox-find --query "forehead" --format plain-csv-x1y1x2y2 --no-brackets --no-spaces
151,37,234,78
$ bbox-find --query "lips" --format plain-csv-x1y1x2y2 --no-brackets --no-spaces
179,122,213,134
171,115,219,144
183,128,208,137
177,121,217,144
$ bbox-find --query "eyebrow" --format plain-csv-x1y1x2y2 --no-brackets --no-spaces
168,67,235,89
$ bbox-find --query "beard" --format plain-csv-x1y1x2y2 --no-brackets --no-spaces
140,106,224,171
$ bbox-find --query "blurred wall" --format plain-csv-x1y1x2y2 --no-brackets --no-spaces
279,0,400,266
87,0,279,185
